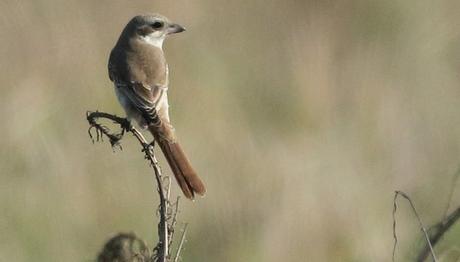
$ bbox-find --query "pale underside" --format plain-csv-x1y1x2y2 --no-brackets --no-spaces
114,84,170,129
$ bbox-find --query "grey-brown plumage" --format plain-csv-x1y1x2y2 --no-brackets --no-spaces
108,14,206,199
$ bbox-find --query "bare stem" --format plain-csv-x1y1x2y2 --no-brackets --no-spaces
87,111,182,262
416,206,460,261
174,223,188,262
392,191,437,262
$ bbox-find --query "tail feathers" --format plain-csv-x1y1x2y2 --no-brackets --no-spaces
148,119,205,199
157,138,206,199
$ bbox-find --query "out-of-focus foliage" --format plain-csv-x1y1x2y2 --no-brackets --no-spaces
1,0,460,261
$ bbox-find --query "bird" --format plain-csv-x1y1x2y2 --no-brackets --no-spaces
108,14,206,199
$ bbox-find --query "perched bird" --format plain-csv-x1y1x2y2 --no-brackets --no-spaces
108,14,206,199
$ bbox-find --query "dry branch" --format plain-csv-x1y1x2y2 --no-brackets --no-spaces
87,111,188,262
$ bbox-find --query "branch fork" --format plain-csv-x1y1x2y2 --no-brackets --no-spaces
87,111,188,262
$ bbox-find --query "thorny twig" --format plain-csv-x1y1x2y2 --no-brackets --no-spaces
169,197,181,249
87,111,188,262
86,111,129,150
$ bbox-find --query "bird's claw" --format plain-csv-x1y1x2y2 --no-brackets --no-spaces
120,119,132,133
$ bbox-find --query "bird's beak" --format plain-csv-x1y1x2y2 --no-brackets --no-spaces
167,23,186,35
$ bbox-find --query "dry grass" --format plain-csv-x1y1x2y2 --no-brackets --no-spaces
1,0,460,261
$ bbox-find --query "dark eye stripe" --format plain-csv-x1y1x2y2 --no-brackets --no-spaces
151,21,164,29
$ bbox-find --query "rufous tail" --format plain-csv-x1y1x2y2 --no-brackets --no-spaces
148,124,206,199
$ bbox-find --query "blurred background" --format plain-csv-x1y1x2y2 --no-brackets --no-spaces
1,0,460,261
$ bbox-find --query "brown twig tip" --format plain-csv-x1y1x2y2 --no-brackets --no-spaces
86,111,129,149
87,110,188,262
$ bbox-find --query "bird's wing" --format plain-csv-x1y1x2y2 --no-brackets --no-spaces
108,55,160,125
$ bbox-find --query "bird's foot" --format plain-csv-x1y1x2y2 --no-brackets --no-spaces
120,118,132,133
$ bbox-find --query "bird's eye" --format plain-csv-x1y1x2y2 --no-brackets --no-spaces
151,21,164,29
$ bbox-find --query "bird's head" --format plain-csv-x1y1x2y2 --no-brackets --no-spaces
123,14,186,48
